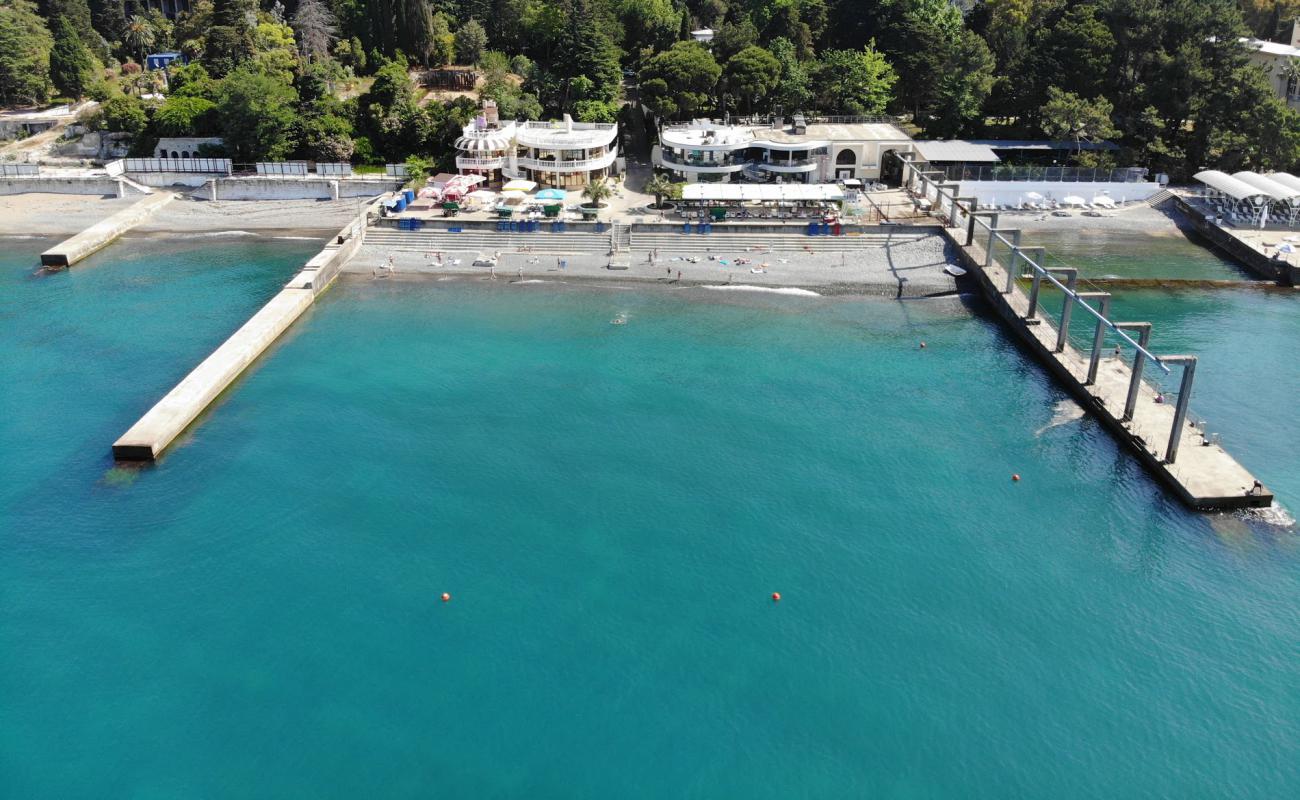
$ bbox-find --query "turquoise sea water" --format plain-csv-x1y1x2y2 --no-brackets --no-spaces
1030,226,1251,281
2,234,1298,797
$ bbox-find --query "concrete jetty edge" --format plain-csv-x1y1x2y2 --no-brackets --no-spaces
111,196,383,461
40,191,174,267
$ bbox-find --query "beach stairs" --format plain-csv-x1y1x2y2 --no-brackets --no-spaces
1145,189,1176,208
627,229,933,254
363,227,612,256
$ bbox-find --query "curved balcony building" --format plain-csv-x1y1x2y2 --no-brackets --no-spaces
455,102,620,189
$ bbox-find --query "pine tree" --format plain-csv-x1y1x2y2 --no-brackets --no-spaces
50,14,96,99
0,0,54,106
291,0,337,62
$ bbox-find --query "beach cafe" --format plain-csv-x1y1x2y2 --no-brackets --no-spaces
678,183,846,221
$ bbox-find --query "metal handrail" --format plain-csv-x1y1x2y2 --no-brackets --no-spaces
901,154,1171,372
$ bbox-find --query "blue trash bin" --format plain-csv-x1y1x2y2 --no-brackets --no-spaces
403,189,415,204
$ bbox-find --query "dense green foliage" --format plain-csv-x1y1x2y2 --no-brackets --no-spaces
6,0,1300,177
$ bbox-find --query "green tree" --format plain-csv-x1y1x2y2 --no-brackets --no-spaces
768,36,810,113
216,65,299,161
1040,86,1119,159
154,94,218,135
121,13,155,62
724,45,780,113
455,17,487,64
429,11,455,66
644,171,678,208
921,29,995,138
582,175,612,207
95,92,146,134
812,44,896,115
638,40,720,119
0,0,54,106
50,15,96,99
617,0,677,69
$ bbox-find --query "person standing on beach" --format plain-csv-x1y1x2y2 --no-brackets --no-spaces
676,270,682,281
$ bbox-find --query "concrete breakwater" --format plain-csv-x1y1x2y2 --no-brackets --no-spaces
40,191,174,267
938,218,1271,510
1173,195,1300,285
112,197,383,461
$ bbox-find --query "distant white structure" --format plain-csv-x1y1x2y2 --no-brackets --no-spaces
155,137,222,159
691,29,715,44
652,116,913,184
454,100,619,189
1241,20,1300,109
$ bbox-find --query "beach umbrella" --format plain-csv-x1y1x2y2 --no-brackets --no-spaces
1092,195,1116,208
468,189,497,201
503,179,538,192
1279,243,1295,253
1062,195,1087,207
1025,191,1045,201
535,188,567,201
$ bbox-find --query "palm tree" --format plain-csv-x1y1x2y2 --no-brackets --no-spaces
1281,57,1300,103
582,176,613,208
123,15,156,63
644,173,677,209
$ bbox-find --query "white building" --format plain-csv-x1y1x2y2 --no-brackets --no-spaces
454,100,619,189
691,29,715,44
652,115,914,184
1242,22,1300,109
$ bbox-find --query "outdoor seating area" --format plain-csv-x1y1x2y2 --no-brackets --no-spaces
676,183,846,223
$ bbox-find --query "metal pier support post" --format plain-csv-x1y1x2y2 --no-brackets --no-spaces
1115,322,1153,421
1054,271,1080,352
1017,248,1046,317
1162,356,1197,463
967,211,997,246
990,229,1022,287
950,196,975,228
1028,262,1068,320
1084,293,1113,385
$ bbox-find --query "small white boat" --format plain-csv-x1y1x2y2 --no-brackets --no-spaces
944,264,967,277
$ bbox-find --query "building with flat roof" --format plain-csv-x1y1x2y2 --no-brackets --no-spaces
454,101,619,189
652,116,914,184
1239,21,1300,109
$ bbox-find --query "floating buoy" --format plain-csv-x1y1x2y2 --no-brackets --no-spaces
919,341,927,349
1012,474,1021,482
771,592,781,602
441,592,451,602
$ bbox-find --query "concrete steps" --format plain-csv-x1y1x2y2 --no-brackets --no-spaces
364,228,613,255
628,230,932,253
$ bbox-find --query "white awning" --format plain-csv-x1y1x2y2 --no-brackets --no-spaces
912,140,1000,163
1194,170,1268,203
1267,172,1300,194
680,183,845,202
1231,171,1300,202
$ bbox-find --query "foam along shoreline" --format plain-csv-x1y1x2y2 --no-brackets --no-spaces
698,284,823,296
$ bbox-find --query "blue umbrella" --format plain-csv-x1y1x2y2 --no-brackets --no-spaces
535,188,567,200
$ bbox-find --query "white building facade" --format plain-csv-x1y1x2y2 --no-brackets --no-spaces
1242,22,1300,110
455,101,619,189
652,116,914,184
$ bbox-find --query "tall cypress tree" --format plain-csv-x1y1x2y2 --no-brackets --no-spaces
50,14,96,99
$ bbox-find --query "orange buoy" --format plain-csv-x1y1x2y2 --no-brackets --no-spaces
771,592,781,602
441,592,451,602
1012,474,1021,482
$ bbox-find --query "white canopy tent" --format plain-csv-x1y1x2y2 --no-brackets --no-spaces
1230,171,1300,203
1194,170,1270,227
1267,171,1300,194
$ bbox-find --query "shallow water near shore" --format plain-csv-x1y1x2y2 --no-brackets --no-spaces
2,235,1298,797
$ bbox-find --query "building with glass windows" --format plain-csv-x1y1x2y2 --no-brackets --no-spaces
454,101,619,189
652,115,914,184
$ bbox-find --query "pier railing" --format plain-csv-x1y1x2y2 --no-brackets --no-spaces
894,152,1210,466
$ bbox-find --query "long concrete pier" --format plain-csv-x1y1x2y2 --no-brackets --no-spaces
40,190,175,267
112,197,383,461
894,155,1272,510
